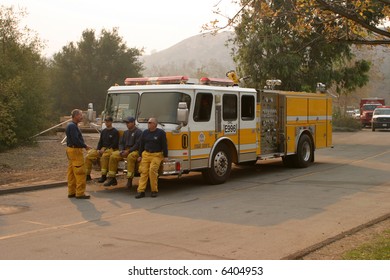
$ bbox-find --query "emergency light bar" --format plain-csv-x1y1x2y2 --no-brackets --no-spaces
124,77,149,85
156,76,189,84
124,76,189,85
200,77,234,87
124,76,234,87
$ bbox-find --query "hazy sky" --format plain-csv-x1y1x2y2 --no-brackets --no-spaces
3,0,236,56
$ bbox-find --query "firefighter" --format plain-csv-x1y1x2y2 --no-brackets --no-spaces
104,116,142,188
85,116,119,182
65,109,91,199
135,117,168,198
226,70,239,86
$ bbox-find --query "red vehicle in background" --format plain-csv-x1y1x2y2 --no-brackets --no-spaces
360,97,385,127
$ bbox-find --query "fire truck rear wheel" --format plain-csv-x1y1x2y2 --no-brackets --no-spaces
202,143,232,185
294,134,313,168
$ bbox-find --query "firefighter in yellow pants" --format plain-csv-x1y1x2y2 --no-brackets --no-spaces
137,151,164,196
136,118,168,198
85,116,119,182
85,148,115,181
66,147,88,197
105,150,139,187
65,109,91,199
104,116,142,187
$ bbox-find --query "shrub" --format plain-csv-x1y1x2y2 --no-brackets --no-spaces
333,114,362,131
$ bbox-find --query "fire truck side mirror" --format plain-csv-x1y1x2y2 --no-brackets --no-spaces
177,102,189,126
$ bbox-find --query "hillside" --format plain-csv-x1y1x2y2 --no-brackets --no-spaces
141,31,236,78
141,32,390,106
353,46,390,102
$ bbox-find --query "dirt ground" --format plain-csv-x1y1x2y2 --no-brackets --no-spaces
0,133,389,260
0,133,99,187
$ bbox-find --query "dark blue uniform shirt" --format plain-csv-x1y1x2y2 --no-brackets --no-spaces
119,127,142,152
66,122,87,148
97,127,119,150
139,128,168,157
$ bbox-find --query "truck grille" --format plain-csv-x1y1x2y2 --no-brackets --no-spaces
376,117,390,123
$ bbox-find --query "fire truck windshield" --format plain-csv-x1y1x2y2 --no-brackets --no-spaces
105,93,139,122
374,108,390,115
363,104,381,111
138,91,191,123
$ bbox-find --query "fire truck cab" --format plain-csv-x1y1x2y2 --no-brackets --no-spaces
103,76,332,184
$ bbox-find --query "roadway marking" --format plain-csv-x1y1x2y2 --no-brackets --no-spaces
0,210,143,241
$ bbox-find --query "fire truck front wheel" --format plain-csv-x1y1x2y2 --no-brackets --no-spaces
202,143,232,185
294,134,314,168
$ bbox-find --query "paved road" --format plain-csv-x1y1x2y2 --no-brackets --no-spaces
0,130,389,259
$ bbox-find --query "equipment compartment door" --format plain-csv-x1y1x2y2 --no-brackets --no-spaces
239,93,257,162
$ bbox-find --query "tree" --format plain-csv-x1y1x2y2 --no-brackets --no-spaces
49,28,144,116
207,0,390,45
331,58,371,114
0,5,51,150
229,0,370,93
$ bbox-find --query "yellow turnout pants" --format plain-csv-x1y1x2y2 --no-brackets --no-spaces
137,151,163,193
66,147,87,196
107,150,139,178
85,148,114,175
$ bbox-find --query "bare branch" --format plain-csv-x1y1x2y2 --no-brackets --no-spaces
314,0,390,38
338,39,390,45
377,0,390,5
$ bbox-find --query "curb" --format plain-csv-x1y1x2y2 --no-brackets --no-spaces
282,212,390,260
0,181,67,196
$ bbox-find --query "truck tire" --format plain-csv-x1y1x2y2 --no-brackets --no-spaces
293,134,313,168
202,143,232,185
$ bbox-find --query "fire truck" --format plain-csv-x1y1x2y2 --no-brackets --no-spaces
359,97,385,127
102,75,332,184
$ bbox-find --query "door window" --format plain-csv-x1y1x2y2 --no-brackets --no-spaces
194,93,213,122
223,94,237,121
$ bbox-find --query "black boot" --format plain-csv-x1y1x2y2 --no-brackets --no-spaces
135,192,145,199
126,178,133,189
97,175,107,183
104,177,117,187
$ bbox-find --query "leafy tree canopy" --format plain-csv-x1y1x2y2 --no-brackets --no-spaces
207,0,390,45
202,1,371,95
0,5,51,150
50,28,144,116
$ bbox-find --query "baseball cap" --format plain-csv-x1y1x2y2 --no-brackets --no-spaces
124,116,136,123
104,116,113,122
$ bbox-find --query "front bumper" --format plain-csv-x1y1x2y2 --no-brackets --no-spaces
161,160,183,176
372,122,390,129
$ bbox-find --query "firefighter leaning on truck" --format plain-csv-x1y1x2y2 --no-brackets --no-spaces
104,116,142,188
135,117,168,199
85,116,119,182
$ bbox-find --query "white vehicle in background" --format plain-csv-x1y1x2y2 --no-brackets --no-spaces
371,106,390,131
353,109,360,120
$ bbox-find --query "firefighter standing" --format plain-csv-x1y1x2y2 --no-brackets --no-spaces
65,109,91,199
135,117,168,198
104,116,142,187
85,116,119,182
